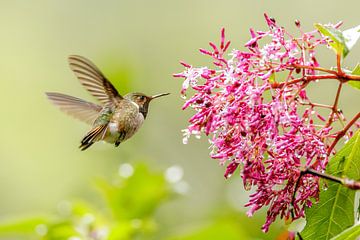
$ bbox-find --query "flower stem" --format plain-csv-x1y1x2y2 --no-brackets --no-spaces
336,53,343,76
325,82,343,128
291,64,337,75
327,112,360,155
270,71,360,91
292,165,360,213
304,168,360,190
343,74,360,81
299,101,333,109
271,74,339,89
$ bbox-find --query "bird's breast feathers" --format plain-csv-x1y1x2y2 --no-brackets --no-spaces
104,100,144,143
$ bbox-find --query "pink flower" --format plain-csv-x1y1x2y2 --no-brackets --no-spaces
174,14,343,231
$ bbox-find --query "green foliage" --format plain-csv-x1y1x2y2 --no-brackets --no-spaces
315,24,360,58
330,224,360,240
315,24,349,57
0,217,48,237
96,164,171,221
348,64,360,90
0,164,173,240
0,162,286,240
168,218,250,240
302,130,360,240
166,210,285,240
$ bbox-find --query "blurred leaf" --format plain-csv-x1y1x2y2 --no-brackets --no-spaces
348,63,360,90
343,25,360,51
330,224,360,240
0,163,175,240
315,24,349,57
108,218,156,240
108,221,133,240
71,200,107,222
302,130,360,239
43,201,110,240
96,163,171,221
168,219,250,240
43,221,79,240
0,217,47,235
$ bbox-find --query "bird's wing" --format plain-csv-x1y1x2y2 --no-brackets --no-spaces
46,92,102,125
68,55,122,105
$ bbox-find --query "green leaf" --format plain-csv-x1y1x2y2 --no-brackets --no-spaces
96,163,171,220
0,163,174,240
343,25,360,51
168,219,250,240
0,217,47,235
315,24,349,57
348,63,360,90
330,224,360,240
44,221,79,240
302,130,360,240
108,221,134,240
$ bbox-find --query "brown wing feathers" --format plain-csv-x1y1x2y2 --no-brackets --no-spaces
46,92,102,125
68,55,122,104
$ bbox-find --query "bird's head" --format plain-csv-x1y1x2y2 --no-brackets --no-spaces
125,92,170,118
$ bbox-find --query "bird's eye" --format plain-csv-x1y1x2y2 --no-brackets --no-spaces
138,96,145,101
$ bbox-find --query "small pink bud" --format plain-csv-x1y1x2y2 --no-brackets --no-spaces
199,48,213,56
220,27,225,50
180,61,191,68
209,42,219,54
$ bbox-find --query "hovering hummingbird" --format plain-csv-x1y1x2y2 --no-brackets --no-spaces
46,55,169,150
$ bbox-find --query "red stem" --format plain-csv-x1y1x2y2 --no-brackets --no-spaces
291,64,338,75
299,102,333,109
327,112,360,155
344,74,360,81
325,82,343,128
271,74,338,89
271,74,360,88
336,53,343,76
305,168,360,190
289,63,360,81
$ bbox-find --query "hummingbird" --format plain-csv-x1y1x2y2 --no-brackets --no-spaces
46,55,169,150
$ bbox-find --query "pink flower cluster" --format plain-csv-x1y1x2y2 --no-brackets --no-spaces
174,14,336,231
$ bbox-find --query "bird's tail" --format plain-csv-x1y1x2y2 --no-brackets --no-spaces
79,125,107,151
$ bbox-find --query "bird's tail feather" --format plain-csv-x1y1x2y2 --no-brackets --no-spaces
79,125,107,151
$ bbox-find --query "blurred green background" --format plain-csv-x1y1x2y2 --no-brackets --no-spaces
0,0,359,239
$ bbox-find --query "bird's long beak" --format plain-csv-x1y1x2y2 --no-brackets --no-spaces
151,93,170,100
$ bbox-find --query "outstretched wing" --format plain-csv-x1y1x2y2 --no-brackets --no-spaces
46,92,102,125
68,55,122,105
